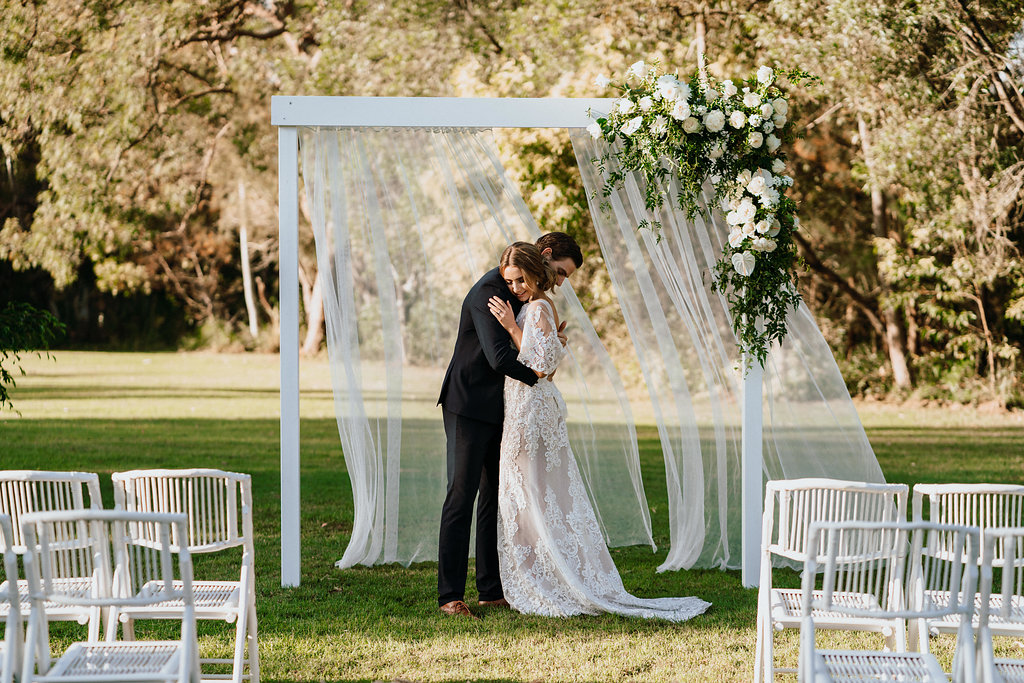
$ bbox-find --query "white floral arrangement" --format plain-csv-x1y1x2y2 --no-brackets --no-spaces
588,59,816,367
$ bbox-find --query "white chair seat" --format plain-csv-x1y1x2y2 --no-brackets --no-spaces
814,650,946,682
43,641,184,681
122,581,241,619
773,589,895,630
922,589,1024,632
0,579,96,622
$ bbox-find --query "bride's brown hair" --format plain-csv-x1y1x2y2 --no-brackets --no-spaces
499,241,556,293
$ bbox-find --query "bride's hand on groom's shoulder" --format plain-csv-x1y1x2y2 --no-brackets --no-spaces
488,295,515,332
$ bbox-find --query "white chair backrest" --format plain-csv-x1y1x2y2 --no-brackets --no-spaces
0,515,15,596
913,484,1024,567
978,526,1024,624
764,478,908,563
112,469,253,555
0,472,103,553
804,521,979,620
20,509,194,611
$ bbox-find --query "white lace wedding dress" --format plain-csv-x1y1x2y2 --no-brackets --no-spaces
497,299,711,621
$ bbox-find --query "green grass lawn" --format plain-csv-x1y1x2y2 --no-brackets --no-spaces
2,351,1023,682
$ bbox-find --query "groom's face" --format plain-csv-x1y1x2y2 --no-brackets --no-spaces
540,248,578,286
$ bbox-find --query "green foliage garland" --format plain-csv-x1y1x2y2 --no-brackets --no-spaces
589,59,816,367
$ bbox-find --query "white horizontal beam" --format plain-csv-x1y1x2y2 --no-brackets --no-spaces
270,96,615,129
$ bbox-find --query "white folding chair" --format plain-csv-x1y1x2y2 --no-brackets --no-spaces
977,527,1024,683
799,521,979,683
912,483,1024,652
0,471,104,640
755,478,909,681
0,515,22,683
20,509,200,683
112,469,258,683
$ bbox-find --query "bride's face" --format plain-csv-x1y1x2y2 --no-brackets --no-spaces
502,265,534,302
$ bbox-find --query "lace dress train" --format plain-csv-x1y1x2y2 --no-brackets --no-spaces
497,299,710,621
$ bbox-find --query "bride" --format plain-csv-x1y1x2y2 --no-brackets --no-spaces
487,242,710,621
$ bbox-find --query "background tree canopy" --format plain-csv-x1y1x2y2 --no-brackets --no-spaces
1,0,1022,406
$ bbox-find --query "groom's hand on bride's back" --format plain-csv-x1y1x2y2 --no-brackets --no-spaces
557,320,567,347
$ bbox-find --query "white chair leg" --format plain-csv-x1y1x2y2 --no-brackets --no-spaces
232,602,248,683
247,603,259,683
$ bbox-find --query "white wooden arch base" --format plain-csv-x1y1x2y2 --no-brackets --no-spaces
271,95,763,588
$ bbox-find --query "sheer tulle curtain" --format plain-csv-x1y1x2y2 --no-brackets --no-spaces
299,127,654,569
570,131,884,571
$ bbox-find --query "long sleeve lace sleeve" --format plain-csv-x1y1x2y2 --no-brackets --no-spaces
518,300,564,376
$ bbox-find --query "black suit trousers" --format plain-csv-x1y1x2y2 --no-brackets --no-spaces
437,407,504,605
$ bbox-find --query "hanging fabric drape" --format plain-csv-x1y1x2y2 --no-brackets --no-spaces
300,127,655,568
570,131,884,570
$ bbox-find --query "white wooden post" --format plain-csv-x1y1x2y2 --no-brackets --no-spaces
278,126,301,587
741,357,763,588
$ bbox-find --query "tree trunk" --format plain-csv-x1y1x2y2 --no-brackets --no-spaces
858,116,912,389
238,179,259,338
299,265,324,356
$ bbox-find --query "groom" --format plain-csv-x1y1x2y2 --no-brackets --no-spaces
436,231,583,617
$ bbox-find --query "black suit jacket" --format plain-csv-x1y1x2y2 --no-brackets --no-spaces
438,267,539,424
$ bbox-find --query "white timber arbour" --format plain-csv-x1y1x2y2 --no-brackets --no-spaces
271,95,765,589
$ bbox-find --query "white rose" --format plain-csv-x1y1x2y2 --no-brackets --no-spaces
617,98,635,115
650,115,668,137
732,251,756,276
765,238,778,252
621,116,644,136
708,141,725,158
682,116,701,134
755,219,771,234
639,96,654,112
743,91,762,108
736,198,757,223
587,121,603,139
741,222,757,237
748,114,762,127
773,113,787,128
766,134,781,152
772,158,786,173
729,111,746,128
747,176,767,196
772,97,789,116
671,100,692,121
627,60,648,80
757,65,775,85
728,229,746,248
721,80,738,98
703,109,726,132
760,102,774,119
726,209,744,226
594,74,611,88
769,219,782,237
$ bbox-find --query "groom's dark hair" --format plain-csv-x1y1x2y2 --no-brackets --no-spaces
535,232,583,268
